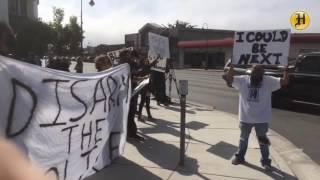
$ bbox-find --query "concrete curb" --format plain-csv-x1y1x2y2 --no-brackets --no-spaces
176,68,224,72
177,98,320,180
269,130,320,180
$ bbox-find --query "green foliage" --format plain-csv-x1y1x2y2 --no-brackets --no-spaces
9,7,83,57
51,8,82,56
167,20,197,29
10,17,56,58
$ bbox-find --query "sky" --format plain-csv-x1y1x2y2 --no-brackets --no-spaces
39,0,320,47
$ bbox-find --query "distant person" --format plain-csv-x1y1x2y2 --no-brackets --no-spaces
0,22,15,57
119,50,144,140
150,58,169,106
224,64,289,170
137,56,158,122
95,55,112,72
74,57,84,73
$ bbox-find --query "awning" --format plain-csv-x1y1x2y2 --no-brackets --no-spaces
178,34,320,48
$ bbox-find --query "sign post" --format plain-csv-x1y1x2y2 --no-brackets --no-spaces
179,80,188,166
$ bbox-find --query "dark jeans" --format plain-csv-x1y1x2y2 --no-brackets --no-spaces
235,122,271,166
127,96,138,137
138,87,152,118
151,70,166,103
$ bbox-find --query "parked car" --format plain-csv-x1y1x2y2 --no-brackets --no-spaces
223,52,320,107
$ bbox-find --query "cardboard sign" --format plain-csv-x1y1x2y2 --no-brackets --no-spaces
148,32,170,72
0,56,131,180
232,29,291,66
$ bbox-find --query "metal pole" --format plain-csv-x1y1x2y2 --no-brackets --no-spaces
179,94,186,166
80,0,83,56
169,72,173,98
202,23,209,70
179,80,188,166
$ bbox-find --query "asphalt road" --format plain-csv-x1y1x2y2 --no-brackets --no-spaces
171,69,320,165
77,62,320,165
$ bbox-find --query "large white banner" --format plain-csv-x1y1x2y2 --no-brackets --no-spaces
0,56,131,180
148,32,170,72
233,29,291,66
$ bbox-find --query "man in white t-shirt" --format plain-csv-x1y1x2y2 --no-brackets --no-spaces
224,64,289,170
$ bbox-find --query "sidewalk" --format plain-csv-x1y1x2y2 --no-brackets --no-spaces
87,100,298,180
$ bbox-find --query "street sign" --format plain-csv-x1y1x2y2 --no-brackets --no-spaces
179,80,188,95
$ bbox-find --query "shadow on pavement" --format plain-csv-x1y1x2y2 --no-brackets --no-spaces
129,134,208,179
186,121,209,130
85,157,162,180
206,141,238,160
163,105,196,114
243,162,298,180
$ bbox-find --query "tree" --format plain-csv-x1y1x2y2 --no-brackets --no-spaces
50,8,82,56
64,16,82,55
10,16,56,58
51,7,65,55
167,20,197,30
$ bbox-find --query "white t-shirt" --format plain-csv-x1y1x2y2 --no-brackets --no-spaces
232,75,281,124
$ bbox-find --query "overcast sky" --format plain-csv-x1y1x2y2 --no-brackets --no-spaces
39,0,320,46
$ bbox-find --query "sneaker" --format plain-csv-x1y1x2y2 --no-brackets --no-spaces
263,164,272,171
231,157,245,165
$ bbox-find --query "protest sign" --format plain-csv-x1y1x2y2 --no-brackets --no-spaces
107,47,134,61
148,32,170,72
0,56,131,180
232,29,291,66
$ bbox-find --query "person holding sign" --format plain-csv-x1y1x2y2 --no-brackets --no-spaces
224,64,289,170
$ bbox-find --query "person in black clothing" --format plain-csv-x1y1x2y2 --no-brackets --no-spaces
74,57,84,73
0,22,15,57
137,55,159,122
149,57,170,106
119,50,143,140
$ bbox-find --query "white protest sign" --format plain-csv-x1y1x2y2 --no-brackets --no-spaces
232,29,291,66
0,56,131,180
148,32,170,71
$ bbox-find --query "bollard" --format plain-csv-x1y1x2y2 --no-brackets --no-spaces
179,80,188,166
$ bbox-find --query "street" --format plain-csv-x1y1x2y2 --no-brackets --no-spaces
78,62,320,165
170,69,320,165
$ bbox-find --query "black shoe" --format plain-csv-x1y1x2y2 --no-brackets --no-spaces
137,115,145,122
129,134,145,141
231,157,245,165
263,164,272,171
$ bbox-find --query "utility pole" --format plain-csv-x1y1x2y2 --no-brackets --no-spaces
80,0,95,56
202,23,209,70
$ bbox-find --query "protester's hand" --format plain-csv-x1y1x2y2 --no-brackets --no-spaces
281,65,290,87
0,139,54,180
230,64,234,70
